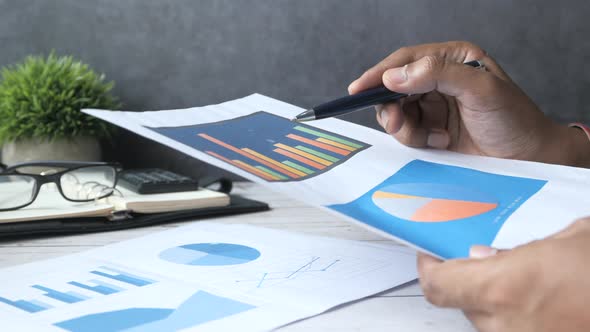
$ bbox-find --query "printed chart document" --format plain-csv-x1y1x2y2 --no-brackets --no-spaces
0,223,417,331
84,94,590,258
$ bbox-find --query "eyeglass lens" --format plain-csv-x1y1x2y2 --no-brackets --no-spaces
0,175,37,209
60,166,117,201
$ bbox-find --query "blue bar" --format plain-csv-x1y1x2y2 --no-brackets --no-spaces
100,266,156,283
32,285,86,304
90,271,152,287
0,296,48,313
29,299,53,310
90,266,154,287
68,281,121,295
91,279,124,292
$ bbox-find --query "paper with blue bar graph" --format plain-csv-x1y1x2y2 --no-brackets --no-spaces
0,223,417,331
84,94,590,259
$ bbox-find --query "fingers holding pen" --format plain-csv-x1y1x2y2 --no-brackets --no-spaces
366,42,518,152
349,41,490,94
376,94,423,135
375,102,404,135
376,96,451,149
417,92,452,149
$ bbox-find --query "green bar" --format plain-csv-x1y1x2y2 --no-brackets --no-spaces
255,166,288,180
294,126,363,149
282,160,314,175
295,146,339,163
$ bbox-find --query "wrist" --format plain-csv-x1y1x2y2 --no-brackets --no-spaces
567,123,590,168
534,122,590,168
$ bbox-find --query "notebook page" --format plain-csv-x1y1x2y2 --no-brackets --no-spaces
0,185,114,223
108,187,230,214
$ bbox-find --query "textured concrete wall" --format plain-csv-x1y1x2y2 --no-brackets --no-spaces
1,1,588,178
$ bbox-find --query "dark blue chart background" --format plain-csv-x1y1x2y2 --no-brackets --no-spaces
148,111,370,182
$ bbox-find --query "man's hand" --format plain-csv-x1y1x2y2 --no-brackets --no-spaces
418,217,590,332
350,41,590,331
349,41,590,167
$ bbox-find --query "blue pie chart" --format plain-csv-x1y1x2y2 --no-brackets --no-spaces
159,243,261,266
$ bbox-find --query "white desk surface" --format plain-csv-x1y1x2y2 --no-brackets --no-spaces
0,182,476,332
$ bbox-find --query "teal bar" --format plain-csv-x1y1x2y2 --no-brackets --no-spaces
293,126,363,149
282,161,314,175
255,166,288,180
295,146,339,163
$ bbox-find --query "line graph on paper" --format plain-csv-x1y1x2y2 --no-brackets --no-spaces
235,257,341,289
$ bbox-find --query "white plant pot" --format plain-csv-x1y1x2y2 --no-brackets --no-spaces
1,137,102,165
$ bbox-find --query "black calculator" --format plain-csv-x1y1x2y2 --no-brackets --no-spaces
118,169,200,194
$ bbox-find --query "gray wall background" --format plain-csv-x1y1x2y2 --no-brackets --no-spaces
1,0,589,179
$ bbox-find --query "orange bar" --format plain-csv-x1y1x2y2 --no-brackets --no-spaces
199,133,245,155
274,143,332,166
198,133,299,178
232,160,280,180
205,151,276,181
241,148,307,177
286,134,350,156
316,138,356,152
205,150,237,165
273,148,326,170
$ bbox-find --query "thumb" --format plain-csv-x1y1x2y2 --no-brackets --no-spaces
382,55,505,100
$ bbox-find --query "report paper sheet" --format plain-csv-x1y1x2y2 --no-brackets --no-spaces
0,223,417,331
85,94,590,258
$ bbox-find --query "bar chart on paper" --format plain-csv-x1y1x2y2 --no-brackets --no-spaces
149,111,370,182
54,290,256,332
0,266,155,314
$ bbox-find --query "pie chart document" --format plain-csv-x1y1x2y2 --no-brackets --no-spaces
330,160,550,258
85,94,590,259
0,223,417,332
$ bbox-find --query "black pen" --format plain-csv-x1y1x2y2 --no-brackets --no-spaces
292,60,484,122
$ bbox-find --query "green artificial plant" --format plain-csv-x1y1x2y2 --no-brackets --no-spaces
0,52,120,144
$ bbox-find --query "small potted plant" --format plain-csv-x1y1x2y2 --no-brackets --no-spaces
0,53,120,164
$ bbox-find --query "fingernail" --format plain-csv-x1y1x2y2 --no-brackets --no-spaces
426,131,449,148
378,108,389,133
348,80,359,94
384,64,408,84
470,245,498,259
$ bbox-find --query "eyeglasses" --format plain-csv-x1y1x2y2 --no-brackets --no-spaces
0,161,121,211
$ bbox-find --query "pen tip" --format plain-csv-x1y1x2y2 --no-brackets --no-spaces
291,109,316,122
